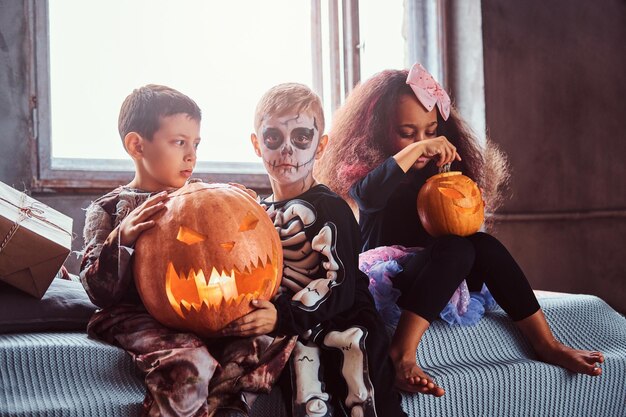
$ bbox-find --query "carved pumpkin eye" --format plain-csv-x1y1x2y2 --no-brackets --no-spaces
239,211,259,232
437,187,465,199
177,226,206,245
220,241,236,252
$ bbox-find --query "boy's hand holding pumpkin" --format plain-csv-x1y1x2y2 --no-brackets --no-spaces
119,191,169,247
219,299,278,337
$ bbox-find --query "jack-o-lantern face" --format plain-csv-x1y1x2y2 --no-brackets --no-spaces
417,171,485,237
134,182,283,337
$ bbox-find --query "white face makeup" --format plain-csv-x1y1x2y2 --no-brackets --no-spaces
257,113,320,186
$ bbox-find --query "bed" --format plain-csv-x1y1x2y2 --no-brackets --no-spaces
1,280,625,417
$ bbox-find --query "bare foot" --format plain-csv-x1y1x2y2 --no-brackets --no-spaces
535,342,604,376
393,358,445,396
389,311,444,396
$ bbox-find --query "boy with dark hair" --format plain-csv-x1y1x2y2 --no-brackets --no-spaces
80,84,294,417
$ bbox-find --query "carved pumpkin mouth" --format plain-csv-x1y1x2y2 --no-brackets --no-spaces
165,249,279,318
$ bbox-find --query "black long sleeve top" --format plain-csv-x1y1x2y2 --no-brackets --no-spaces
349,156,439,251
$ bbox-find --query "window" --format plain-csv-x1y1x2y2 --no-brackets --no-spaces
31,0,408,190
359,1,406,81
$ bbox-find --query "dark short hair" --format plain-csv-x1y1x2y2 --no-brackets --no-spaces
118,84,201,141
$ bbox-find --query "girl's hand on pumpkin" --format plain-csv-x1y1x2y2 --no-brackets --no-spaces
119,191,169,247
417,136,462,167
219,299,277,337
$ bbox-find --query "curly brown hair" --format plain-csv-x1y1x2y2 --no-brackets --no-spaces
315,69,510,216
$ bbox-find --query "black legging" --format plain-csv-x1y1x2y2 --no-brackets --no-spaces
391,232,540,323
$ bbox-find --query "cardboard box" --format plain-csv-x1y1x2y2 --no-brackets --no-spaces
0,181,73,298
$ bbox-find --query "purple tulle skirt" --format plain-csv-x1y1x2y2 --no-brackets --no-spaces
359,245,498,327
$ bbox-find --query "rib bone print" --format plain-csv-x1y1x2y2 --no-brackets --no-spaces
264,200,344,313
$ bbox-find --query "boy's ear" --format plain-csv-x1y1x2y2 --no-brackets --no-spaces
124,132,144,160
315,134,328,160
250,133,262,157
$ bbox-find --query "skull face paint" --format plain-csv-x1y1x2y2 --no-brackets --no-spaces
258,113,320,185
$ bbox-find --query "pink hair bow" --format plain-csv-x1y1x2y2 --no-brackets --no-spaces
406,63,451,121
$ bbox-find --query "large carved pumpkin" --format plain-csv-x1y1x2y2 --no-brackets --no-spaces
134,182,282,337
417,171,485,237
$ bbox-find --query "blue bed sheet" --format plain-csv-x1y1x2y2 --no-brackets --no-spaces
1,295,624,417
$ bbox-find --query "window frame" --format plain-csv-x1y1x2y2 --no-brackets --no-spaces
30,1,280,191
28,0,346,192
29,0,362,192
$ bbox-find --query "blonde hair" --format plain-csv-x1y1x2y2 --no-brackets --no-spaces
254,83,325,134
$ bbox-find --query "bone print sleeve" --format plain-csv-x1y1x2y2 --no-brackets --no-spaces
275,194,362,338
349,156,406,213
79,200,134,308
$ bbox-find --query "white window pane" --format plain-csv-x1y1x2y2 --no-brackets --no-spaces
49,0,312,165
359,0,406,81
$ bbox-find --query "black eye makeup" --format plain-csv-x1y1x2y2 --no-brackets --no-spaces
263,128,284,150
290,127,315,150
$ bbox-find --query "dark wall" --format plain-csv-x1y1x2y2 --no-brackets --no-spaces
482,0,626,312
0,1,32,186
1,1,101,274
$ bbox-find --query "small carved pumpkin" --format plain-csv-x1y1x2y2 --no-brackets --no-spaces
417,171,485,237
134,182,282,337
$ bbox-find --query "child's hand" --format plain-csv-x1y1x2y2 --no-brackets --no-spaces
219,299,277,337
228,182,258,200
119,191,169,247
418,136,462,166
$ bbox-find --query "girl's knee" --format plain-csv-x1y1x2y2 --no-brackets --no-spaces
432,235,475,269
471,231,497,243
469,232,508,256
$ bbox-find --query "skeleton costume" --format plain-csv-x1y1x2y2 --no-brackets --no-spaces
80,184,295,417
261,185,406,417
